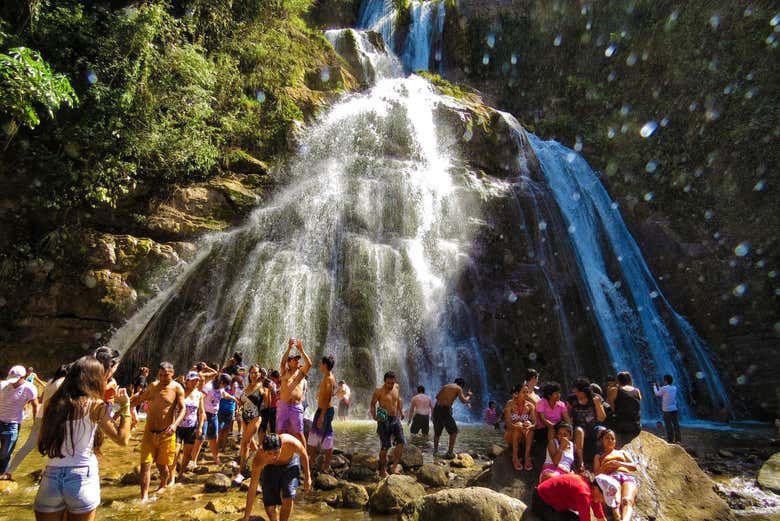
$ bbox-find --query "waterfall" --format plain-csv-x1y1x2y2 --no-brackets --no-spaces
324,28,403,85
117,75,499,406
525,133,731,419
358,0,446,73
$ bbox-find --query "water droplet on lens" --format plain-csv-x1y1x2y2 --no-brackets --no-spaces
626,53,638,66
320,67,330,82
510,53,518,65
255,90,266,103
734,242,750,257
704,209,714,220
709,14,721,30
732,283,747,297
435,50,442,61
487,33,496,48
620,103,631,116
538,221,547,231
660,117,669,127
605,44,617,57
572,192,581,201
771,14,780,27
695,371,705,380
640,121,658,138
610,202,619,210
482,53,490,65
566,152,577,163
507,291,518,303
568,225,576,234
607,71,617,82
753,179,766,191
529,352,537,361
607,127,616,138
553,35,563,46
736,375,747,385
645,160,658,173
729,316,740,326
644,192,654,201
87,71,98,84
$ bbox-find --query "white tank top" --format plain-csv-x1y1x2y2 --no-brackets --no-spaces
47,402,99,468
543,439,575,471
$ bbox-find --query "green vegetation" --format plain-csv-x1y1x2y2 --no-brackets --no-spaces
0,0,353,210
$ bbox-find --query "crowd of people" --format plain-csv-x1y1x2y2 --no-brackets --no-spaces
0,341,683,521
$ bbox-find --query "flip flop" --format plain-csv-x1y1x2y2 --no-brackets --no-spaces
512,459,522,471
524,460,533,471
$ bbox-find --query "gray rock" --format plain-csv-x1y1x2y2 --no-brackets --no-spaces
203,473,232,493
370,474,426,514
399,487,527,521
315,473,340,491
758,452,780,494
417,463,449,487
450,453,475,468
341,482,370,508
401,445,424,469
344,464,377,482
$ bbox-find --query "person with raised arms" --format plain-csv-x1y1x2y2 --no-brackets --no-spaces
370,371,405,477
242,433,311,521
308,355,336,473
432,377,472,459
277,338,312,447
130,362,185,501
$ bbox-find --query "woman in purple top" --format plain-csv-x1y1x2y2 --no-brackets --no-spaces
536,382,572,442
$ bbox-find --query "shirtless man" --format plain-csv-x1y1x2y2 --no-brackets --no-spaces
308,355,336,472
130,362,185,500
433,377,472,458
335,380,351,420
370,371,405,477
242,433,311,521
277,338,312,446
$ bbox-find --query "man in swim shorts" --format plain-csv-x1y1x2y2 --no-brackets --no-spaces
242,433,311,521
433,377,472,458
308,355,336,473
277,338,312,446
370,371,405,477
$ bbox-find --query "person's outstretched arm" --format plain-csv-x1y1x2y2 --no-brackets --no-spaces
297,339,312,374
280,338,294,374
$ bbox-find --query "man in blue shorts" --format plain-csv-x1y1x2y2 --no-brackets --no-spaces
242,433,311,521
370,371,405,477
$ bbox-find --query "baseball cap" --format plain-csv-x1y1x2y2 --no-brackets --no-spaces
287,354,302,361
595,474,621,509
186,371,201,381
7,365,26,383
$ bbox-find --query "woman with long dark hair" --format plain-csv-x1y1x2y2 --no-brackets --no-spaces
570,377,606,471
34,356,132,520
237,365,266,480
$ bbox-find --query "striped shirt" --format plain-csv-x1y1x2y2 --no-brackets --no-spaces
0,380,38,424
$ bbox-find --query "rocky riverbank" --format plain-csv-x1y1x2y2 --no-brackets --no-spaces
1,420,777,521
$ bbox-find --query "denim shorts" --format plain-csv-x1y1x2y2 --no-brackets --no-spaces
34,465,100,514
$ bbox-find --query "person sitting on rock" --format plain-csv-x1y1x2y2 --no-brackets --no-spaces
433,377,472,459
242,433,311,521
608,371,641,444
539,422,575,482
569,377,606,471
504,383,536,471
594,429,638,521
532,471,617,521
537,381,572,442
370,371,405,477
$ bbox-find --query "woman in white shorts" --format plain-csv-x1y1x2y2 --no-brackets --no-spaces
34,356,131,520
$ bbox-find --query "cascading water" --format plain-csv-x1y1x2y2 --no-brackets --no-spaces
525,133,731,419
117,72,502,407
358,0,445,73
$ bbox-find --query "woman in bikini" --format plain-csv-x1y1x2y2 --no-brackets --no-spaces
503,383,536,471
594,429,639,521
238,365,267,477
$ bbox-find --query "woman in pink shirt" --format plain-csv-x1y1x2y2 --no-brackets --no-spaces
536,382,571,442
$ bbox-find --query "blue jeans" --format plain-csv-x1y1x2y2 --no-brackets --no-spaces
0,421,20,474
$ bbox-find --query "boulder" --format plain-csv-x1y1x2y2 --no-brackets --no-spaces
344,464,377,482
351,452,379,470
450,453,475,468
370,474,426,514
757,452,780,494
193,465,210,475
341,482,370,508
487,444,504,459
401,445,424,469
314,473,340,491
220,461,240,476
183,507,218,520
399,487,527,521
417,463,449,487
119,468,141,486
624,431,735,521
203,473,232,493
331,453,349,469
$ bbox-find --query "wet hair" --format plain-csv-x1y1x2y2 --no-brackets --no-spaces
384,371,396,381
338,380,345,385
417,385,425,393
270,370,280,379
52,364,70,380
590,383,604,397
605,374,616,383
524,369,538,382
555,421,573,434
218,374,232,388
542,382,561,399
321,355,335,371
617,371,632,385
39,356,106,458
510,383,522,395
488,401,496,407
93,346,120,370
454,377,465,387
597,427,615,442
262,433,282,451
573,378,594,400
232,352,243,364
195,362,205,371
663,374,673,384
